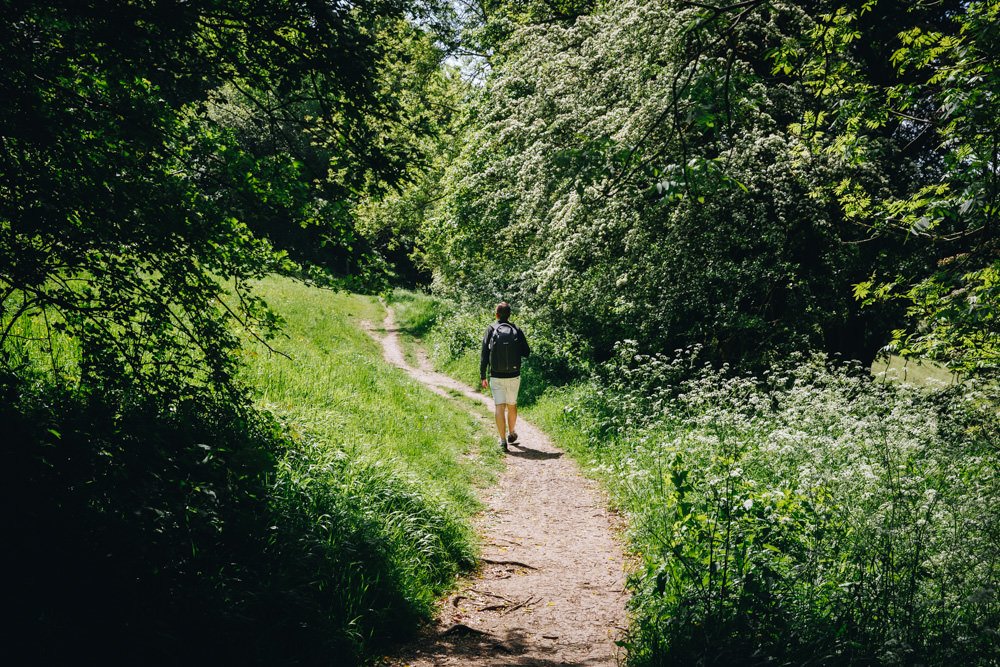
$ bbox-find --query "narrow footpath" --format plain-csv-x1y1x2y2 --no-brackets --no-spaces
369,310,627,667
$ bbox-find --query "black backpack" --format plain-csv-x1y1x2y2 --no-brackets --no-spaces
489,323,521,374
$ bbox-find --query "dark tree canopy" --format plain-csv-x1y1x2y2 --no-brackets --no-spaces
0,0,448,393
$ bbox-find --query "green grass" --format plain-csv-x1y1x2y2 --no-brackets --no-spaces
387,288,492,396
387,288,442,338
244,276,500,514
871,353,960,387
231,276,506,661
1,294,80,378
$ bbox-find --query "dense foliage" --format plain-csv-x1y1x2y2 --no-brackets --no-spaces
773,0,1000,374
404,0,998,374
584,349,999,665
0,0,448,394
0,2,479,664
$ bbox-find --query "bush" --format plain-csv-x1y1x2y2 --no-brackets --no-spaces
5,372,281,664
389,288,449,338
567,354,1000,665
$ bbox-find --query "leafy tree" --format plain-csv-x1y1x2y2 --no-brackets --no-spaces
418,0,903,367
0,0,446,393
774,0,999,374
205,15,458,285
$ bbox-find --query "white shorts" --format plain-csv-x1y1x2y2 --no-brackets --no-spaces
489,376,521,405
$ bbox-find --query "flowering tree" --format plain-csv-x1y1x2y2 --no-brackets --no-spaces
420,0,902,366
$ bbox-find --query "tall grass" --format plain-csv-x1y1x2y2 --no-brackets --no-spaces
401,291,1000,666
5,277,499,665
246,277,498,512
237,276,500,659
543,350,999,665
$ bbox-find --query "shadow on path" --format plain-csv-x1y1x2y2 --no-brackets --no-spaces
408,625,611,667
507,444,564,461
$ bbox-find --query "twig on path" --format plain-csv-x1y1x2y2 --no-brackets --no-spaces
500,595,539,617
481,558,537,570
470,589,513,602
440,623,492,638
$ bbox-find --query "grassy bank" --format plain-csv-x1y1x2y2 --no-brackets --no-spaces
235,276,500,661
6,277,498,665
246,276,499,513
391,289,1000,666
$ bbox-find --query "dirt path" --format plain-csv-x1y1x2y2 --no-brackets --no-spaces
368,310,627,667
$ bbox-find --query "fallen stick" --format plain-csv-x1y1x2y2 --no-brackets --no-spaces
439,624,514,654
500,595,539,617
441,623,492,638
481,558,538,570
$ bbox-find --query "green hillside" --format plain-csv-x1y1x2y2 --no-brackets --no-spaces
245,276,499,512
5,277,498,665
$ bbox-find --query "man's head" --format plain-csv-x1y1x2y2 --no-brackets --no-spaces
495,301,511,322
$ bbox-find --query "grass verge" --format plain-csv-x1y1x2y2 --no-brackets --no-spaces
240,276,501,660
246,277,499,512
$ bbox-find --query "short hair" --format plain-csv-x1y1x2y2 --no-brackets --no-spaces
495,301,511,322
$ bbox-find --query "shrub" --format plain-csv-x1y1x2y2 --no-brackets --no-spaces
569,354,999,665
389,288,449,338
5,372,281,664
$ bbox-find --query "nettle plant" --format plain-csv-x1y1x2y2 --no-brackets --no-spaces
581,351,999,664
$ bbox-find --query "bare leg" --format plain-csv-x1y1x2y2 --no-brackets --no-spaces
494,403,508,439
508,404,518,435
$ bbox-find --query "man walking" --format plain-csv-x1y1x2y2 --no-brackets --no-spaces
480,301,531,452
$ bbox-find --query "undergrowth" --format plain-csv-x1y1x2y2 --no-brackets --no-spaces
396,289,1000,666
6,276,497,665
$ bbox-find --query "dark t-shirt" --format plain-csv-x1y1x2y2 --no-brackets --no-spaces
480,321,531,379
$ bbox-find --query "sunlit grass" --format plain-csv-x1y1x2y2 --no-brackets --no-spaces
871,353,959,387
1,292,80,378
243,275,500,515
